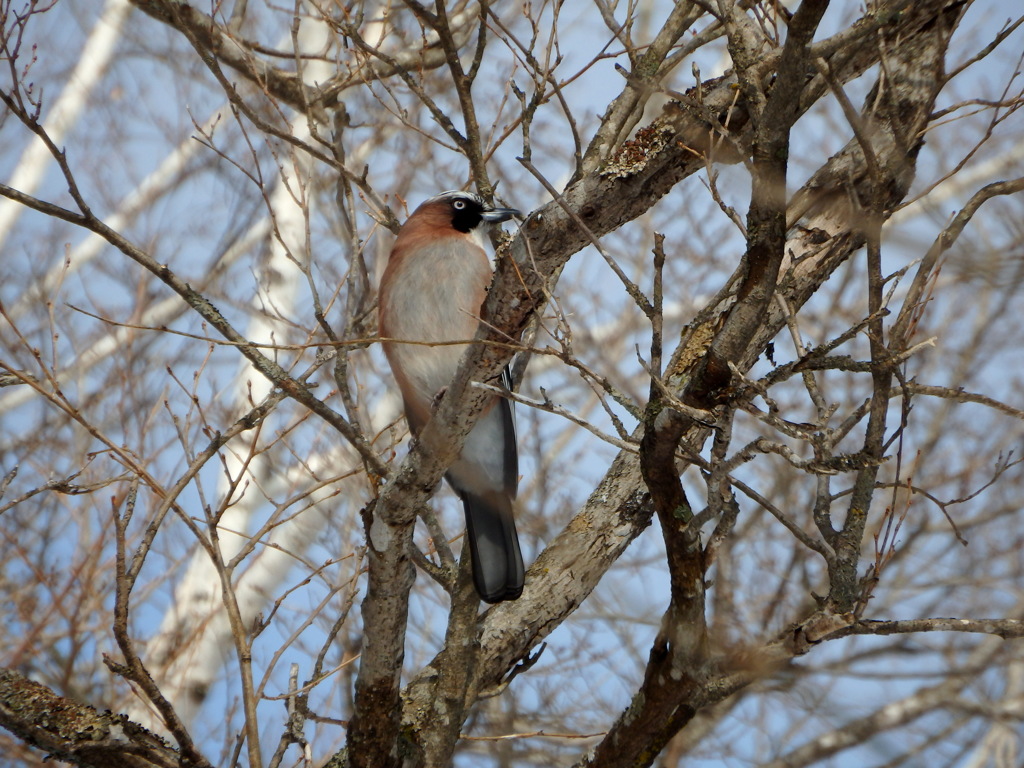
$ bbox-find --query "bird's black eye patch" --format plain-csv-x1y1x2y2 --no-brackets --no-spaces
449,195,483,232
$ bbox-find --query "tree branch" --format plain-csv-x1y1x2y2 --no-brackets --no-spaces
0,668,184,768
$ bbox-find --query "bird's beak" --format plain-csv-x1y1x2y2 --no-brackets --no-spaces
481,206,521,223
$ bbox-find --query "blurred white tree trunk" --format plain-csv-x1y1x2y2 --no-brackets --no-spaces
0,109,254,418
132,7,338,728
0,0,130,251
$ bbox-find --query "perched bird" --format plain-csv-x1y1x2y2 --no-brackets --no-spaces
378,190,524,603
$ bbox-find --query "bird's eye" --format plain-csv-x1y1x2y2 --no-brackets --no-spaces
452,199,466,210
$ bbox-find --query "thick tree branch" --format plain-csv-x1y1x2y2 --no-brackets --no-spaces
581,1,704,172
0,669,184,768
128,0,470,113
840,617,1024,639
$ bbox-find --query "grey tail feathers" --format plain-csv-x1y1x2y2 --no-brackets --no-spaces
461,490,524,603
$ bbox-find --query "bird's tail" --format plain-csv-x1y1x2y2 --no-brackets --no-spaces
461,490,524,603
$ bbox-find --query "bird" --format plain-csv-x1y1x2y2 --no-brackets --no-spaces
378,190,524,603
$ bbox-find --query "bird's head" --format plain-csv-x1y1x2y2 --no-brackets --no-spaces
412,190,520,234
